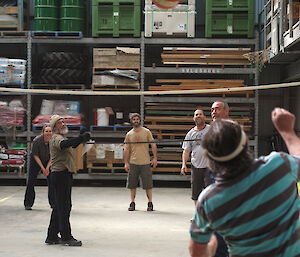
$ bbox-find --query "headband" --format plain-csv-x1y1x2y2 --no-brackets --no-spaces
206,130,247,162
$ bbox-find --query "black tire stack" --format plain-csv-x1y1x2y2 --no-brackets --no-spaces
39,52,87,84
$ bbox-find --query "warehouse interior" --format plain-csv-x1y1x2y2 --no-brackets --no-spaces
0,0,300,255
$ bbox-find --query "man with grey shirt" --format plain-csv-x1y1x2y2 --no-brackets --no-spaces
181,109,213,205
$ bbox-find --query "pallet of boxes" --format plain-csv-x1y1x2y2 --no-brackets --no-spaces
0,146,26,174
0,58,26,88
92,47,140,91
86,144,124,173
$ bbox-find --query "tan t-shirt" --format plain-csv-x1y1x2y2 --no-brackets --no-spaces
124,127,154,165
50,133,75,173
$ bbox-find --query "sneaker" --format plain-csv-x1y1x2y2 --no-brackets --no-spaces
128,202,135,211
147,202,153,211
25,206,32,210
45,237,61,245
60,237,82,247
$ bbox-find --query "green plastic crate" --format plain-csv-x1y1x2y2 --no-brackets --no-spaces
92,0,140,37
205,12,254,38
206,0,255,12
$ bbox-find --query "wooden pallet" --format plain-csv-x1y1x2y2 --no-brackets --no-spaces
87,161,124,170
93,66,140,73
161,47,251,67
92,83,140,91
90,125,131,132
31,84,85,90
31,31,83,38
0,31,28,37
0,6,23,31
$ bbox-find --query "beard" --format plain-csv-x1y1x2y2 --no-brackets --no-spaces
58,127,68,135
195,119,205,126
131,122,140,128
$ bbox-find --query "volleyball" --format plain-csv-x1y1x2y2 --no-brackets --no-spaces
153,0,181,9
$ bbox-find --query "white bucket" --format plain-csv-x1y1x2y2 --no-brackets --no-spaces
97,108,109,126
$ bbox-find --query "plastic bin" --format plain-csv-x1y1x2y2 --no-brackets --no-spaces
92,0,140,37
205,12,254,38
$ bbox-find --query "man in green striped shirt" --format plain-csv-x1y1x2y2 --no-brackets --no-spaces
189,108,300,257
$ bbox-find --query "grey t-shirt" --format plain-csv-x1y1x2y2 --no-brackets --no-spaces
50,133,75,173
182,124,210,168
31,135,50,167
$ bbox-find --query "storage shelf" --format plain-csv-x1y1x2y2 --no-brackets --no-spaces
0,38,27,44
0,36,257,46
144,96,255,103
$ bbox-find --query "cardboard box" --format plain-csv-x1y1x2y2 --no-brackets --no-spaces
93,47,140,68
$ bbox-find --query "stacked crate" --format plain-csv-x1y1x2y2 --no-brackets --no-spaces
205,0,255,38
144,101,255,173
145,0,195,37
92,0,140,37
92,47,140,90
0,0,24,31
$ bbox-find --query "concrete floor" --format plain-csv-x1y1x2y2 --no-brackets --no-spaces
0,186,194,257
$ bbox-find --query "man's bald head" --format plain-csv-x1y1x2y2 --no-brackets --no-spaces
211,101,229,121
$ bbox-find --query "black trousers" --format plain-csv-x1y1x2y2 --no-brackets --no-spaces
47,171,73,241
24,154,55,208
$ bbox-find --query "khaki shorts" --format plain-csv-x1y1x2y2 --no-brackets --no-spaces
127,164,153,190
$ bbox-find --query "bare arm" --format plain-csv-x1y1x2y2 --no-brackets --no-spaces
181,149,190,175
124,143,130,172
45,159,51,174
33,155,48,176
151,143,157,168
189,235,217,257
272,108,300,156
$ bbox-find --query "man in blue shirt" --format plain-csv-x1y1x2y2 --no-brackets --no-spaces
189,108,300,257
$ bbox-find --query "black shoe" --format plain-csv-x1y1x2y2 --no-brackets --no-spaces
45,237,61,245
25,206,32,210
60,238,82,247
147,202,153,211
128,202,135,211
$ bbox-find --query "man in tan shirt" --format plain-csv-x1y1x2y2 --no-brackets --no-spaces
124,113,157,211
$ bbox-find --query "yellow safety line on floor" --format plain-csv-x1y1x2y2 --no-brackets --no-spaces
0,81,299,96
0,195,14,203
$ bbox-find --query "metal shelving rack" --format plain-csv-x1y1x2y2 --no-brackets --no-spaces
142,36,259,157
0,33,259,180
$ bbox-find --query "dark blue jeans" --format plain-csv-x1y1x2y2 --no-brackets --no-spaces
24,154,55,208
47,171,73,241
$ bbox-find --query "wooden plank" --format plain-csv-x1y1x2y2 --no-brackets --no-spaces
161,53,249,60
162,60,249,65
0,6,18,15
162,47,251,51
155,79,244,83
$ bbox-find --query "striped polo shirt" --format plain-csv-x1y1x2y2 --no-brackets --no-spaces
190,151,300,257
